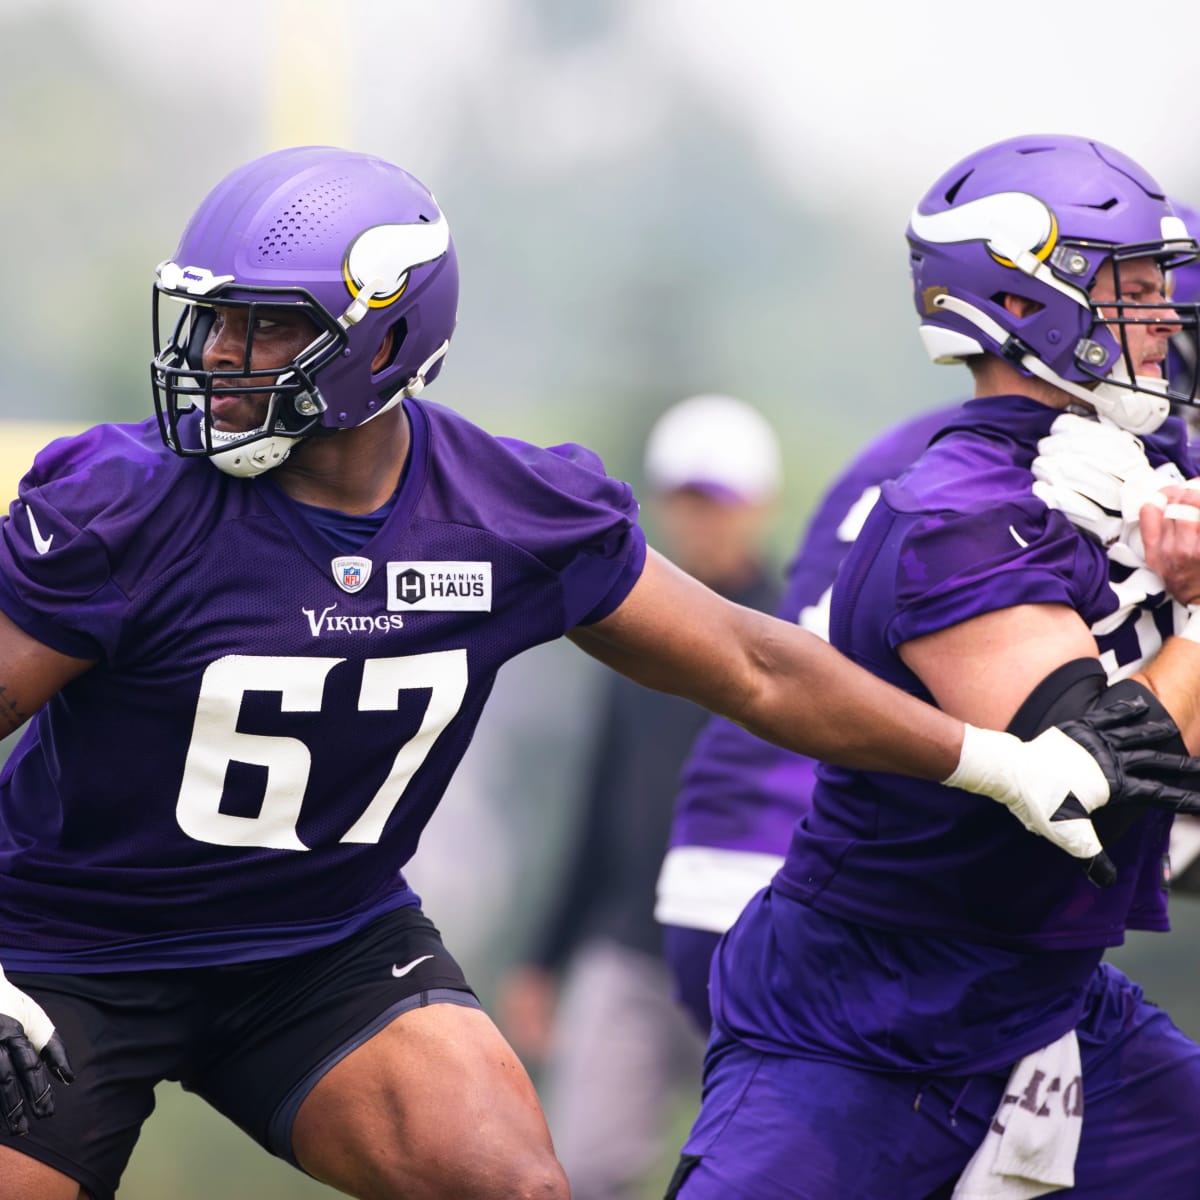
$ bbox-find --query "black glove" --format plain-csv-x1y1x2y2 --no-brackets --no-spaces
1055,696,1200,887
0,969,74,1137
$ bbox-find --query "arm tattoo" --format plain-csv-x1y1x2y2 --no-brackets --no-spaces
0,685,29,740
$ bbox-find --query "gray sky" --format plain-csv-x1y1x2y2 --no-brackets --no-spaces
12,0,1199,221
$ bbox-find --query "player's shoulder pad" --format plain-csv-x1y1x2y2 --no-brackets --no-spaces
7,419,201,583
418,399,640,545
20,419,188,523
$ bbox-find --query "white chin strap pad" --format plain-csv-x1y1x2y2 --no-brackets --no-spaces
1083,375,1171,437
210,432,297,478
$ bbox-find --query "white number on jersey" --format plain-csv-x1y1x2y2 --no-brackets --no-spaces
175,651,468,850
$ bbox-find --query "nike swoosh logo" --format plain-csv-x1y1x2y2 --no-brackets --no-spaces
27,508,53,555
391,954,434,978
1009,524,1029,549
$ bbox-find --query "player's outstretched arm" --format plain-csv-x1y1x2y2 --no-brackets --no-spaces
0,966,73,1135
569,550,968,778
568,551,1200,880
0,609,95,741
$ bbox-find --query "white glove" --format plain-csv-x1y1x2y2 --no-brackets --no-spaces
0,963,73,1135
1030,412,1182,568
944,724,1112,879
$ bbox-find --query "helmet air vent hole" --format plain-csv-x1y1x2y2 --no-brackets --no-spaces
944,172,972,205
254,177,353,262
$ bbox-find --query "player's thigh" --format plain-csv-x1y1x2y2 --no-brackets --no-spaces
190,906,565,1200
0,1146,86,1200
674,1038,998,1200
0,970,193,1200
1072,965,1200,1194
292,1000,566,1200
189,905,473,1155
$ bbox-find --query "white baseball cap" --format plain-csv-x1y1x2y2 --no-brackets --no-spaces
643,393,783,503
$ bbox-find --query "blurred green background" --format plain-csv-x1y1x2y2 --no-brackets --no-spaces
3,1,1200,1195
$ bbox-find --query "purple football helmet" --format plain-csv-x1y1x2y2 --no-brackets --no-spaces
152,146,459,476
907,134,1198,434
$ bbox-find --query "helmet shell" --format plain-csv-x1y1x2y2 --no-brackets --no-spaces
907,134,1183,387
160,145,458,432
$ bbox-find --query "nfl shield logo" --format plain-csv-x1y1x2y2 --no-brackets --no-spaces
332,555,373,595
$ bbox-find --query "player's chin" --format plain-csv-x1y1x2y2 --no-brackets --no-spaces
210,397,268,433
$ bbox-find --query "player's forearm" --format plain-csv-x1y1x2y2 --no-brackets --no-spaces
732,616,965,781
569,551,965,783
0,610,96,739
1133,633,1200,753
573,606,963,781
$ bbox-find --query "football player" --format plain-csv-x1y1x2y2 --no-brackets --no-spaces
669,135,1200,1199
0,146,1197,1200
660,366,1200,1040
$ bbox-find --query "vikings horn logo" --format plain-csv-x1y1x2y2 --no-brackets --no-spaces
909,192,1058,271
342,214,451,310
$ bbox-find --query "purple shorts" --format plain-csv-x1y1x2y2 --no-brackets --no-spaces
670,962,1200,1199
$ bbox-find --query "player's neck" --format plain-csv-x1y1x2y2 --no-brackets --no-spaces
971,356,1077,412
273,405,412,514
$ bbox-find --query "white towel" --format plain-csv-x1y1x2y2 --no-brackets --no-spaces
952,1029,1083,1200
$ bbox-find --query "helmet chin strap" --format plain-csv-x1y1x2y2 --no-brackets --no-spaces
932,293,1171,436
205,384,307,479
401,340,450,399
209,427,296,478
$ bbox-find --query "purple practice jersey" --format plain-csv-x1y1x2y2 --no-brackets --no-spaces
656,406,961,935
711,396,1190,1075
0,399,645,971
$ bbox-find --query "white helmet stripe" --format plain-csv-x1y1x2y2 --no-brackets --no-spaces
345,215,451,303
909,192,1054,266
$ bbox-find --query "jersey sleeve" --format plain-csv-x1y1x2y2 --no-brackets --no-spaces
491,437,647,630
885,494,1111,648
0,427,153,662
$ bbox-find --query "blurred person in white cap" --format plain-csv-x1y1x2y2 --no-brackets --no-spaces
497,393,783,1200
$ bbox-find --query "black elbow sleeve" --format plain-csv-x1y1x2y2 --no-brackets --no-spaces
1007,657,1187,852
1007,658,1186,756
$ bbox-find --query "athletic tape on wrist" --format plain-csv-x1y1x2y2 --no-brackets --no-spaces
1177,606,1200,645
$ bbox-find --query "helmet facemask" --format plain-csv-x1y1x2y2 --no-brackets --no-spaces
151,285,347,477
1066,243,1200,431
1164,202,1200,417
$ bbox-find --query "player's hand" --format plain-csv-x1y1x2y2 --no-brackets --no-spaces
1054,694,1200,849
946,721,1116,885
1140,483,1200,605
0,965,73,1136
1030,412,1182,568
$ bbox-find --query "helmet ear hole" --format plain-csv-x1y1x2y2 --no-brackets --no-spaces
371,318,408,377
999,293,1045,319
185,308,215,370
